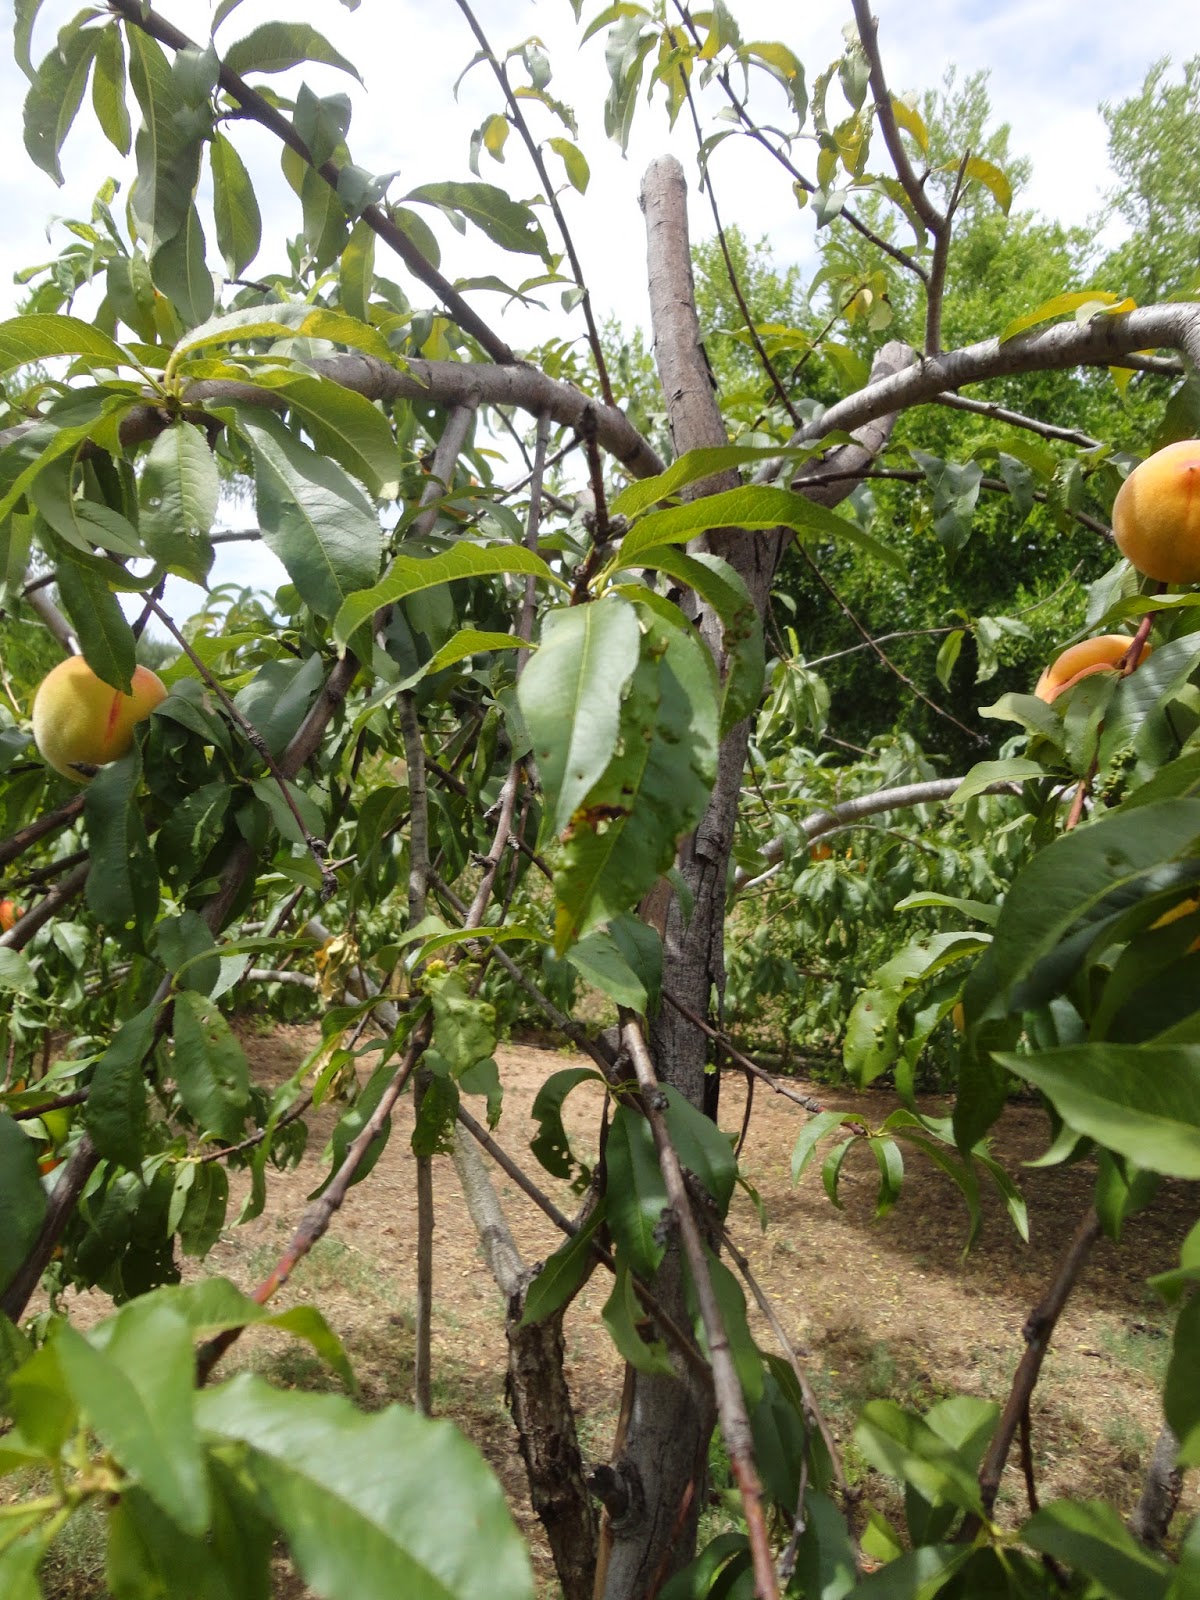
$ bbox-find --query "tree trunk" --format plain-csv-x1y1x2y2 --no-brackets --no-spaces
599,156,914,1598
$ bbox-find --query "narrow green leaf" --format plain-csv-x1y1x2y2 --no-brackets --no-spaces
83,1002,159,1173
23,22,100,185
1000,290,1128,344
606,1104,668,1277
232,406,382,621
603,1258,674,1374
997,1044,1200,1179
0,313,132,377
950,757,1045,804
126,29,210,253
962,154,1011,213
54,553,138,692
518,597,641,837
243,369,403,497
546,135,590,192
333,544,558,648
1022,1500,1170,1598
173,992,251,1143
406,180,551,260
0,1115,48,1300
621,483,906,573
210,131,262,278
84,754,160,938
172,302,396,367
520,1203,606,1326
222,22,362,82
139,421,219,583
92,22,131,155
339,218,375,322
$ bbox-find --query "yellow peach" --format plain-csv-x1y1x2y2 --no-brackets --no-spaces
1113,439,1200,584
31,656,167,782
1033,635,1149,703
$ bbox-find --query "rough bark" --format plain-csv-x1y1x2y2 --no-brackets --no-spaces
598,155,913,1599
452,1130,597,1600
1128,1422,1183,1549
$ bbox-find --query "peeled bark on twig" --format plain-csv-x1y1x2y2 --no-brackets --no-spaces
1128,1422,1183,1549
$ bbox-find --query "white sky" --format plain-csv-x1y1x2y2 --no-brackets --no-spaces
0,0,1195,621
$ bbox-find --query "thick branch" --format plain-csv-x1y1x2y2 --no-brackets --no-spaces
760,304,1200,481
732,777,1017,893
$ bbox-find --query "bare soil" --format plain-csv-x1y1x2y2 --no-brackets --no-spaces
38,1024,1200,1594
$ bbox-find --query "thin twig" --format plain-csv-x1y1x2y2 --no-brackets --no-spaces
622,1019,779,1600
0,795,86,870
453,0,614,406
109,0,517,365
965,1206,1103,1535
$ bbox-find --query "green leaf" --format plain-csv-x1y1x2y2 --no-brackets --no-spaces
406,180,551,261
339,218,375,322
965,798,1200,1022
606,1103,668,1277
172,302,396,367
23,21,101,185
139,420,220,583
334,544,558,649
520,1202,606,1326
996,1044,1200,1179
529,1066,603,1180
84,1002,158,1169
602,1258,674,1375
427,968,497,1077
127,29,210,253
1022,1500,1171,1598
0,313,132,377
13,0,47,81
232,406,382,621
244,369,403,497
55,552,138,692
1166,1296,1200,1466
852,1545,971,1598
950,757,1045,804
620,483,906,573
567,927,649,1010
627,548,764,737
195,1374,533,1600
660,1086,735,1214
151,203,215,327
855,1399,985,1514
84,754,160,937
173,992,251,1143
223,22,362,81
550,601,718,949
518,597,642,838
58,1302,210,1535
0,1115,48,1299
92,22,131,156
0,1530,49,1600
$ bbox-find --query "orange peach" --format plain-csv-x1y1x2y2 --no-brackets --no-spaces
1113,439,1200,584
1033,635,1149,703
0,899,20,933
31,656,166,782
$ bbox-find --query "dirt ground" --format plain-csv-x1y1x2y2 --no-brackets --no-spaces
38,1024,1200,1595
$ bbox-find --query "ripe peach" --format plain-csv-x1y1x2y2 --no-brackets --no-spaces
0,898,21,933
1033,635,1149,703
1113,439,1200,584
31,656,167,782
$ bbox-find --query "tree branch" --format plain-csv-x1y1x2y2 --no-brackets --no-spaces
760,304,1200,479
622,1019,779,1600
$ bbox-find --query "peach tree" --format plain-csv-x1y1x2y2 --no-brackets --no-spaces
1,2,1199,1597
